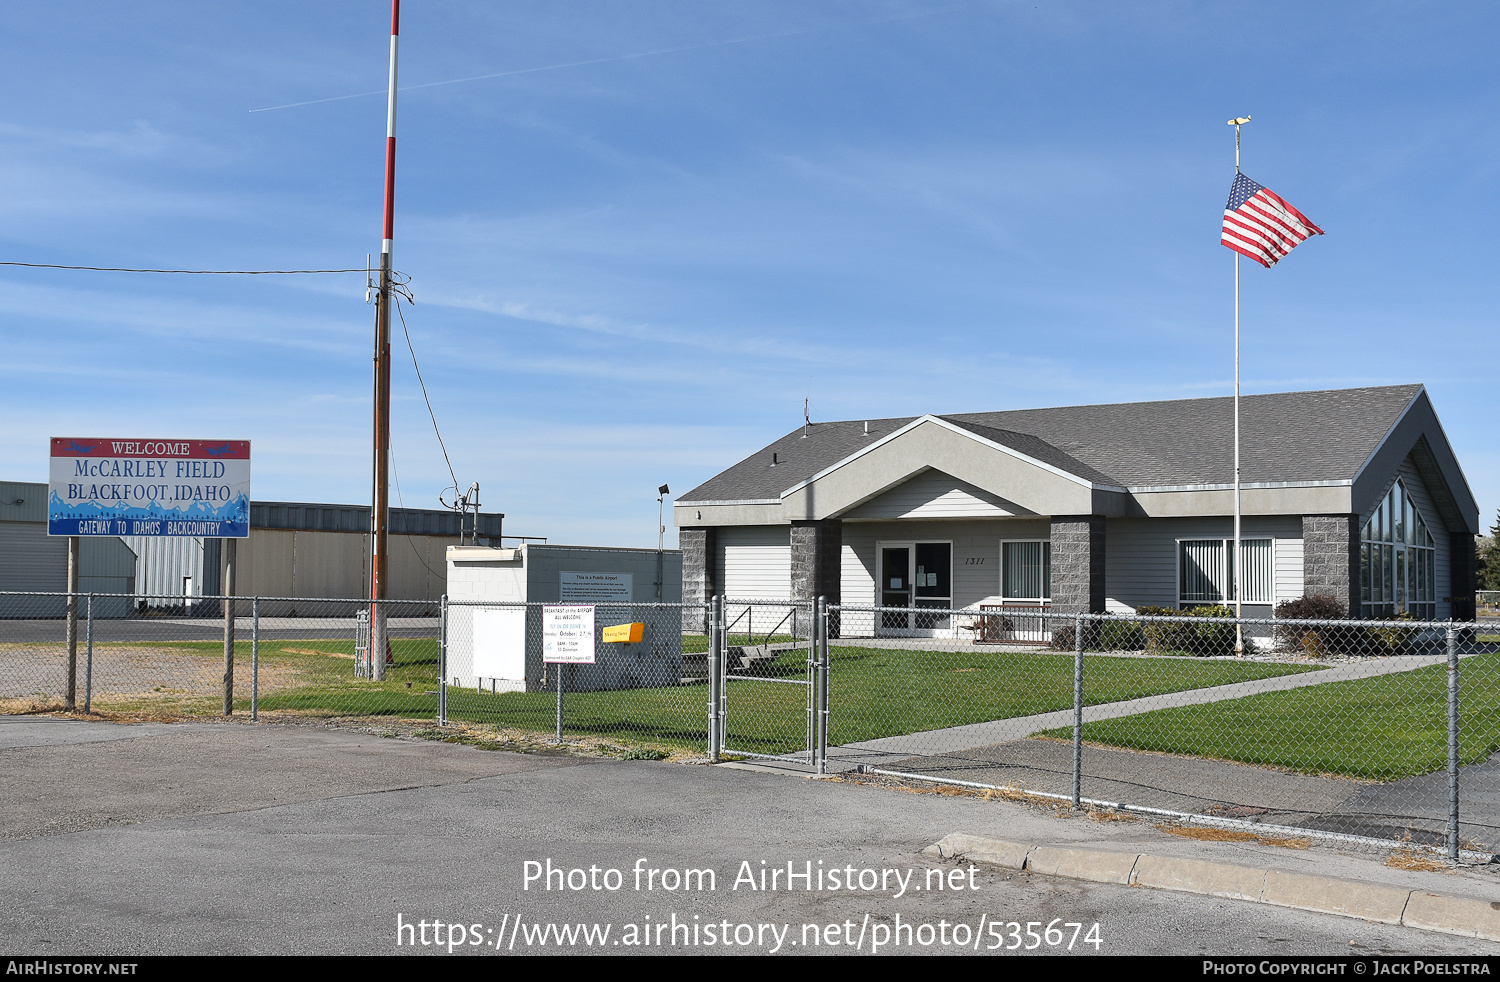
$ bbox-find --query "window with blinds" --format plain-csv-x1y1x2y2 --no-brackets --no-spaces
1001,540,1051,602
1178,538,1272,606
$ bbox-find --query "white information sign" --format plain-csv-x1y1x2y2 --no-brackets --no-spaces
543,605,595,664
473,607,526,680
559,571,632,603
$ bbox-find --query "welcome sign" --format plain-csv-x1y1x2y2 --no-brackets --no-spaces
48,437,251,537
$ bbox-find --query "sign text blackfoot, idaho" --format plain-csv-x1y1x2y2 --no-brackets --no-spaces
48,437,251,537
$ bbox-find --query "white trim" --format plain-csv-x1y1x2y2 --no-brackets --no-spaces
682,477,1359,507
778,415,1107,500
876,539,954,637
1127,479,1352,493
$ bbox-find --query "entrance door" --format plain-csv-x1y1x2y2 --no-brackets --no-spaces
913,541,953,634
880,545,912,631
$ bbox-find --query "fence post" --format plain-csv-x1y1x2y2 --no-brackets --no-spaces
708,596,721,762
222,539,236,716
1448,623,1460,863
1073,613,1084,810
555,661,566,744
439,596,449,727
84,594,94,715
251,598,259,722
66,537,79,711
822,599,834,773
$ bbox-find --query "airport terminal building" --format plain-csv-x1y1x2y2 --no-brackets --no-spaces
675,385,1479,633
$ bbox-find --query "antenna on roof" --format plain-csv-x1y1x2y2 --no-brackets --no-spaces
802,396,811,438
864,421,869,437
439,481,483,545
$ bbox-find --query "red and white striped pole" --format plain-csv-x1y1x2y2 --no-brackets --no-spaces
371,0,399,681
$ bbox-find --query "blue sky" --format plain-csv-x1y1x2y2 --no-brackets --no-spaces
2,2,1495,546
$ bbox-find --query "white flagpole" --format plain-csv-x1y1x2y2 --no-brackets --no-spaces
1231,117,1246,656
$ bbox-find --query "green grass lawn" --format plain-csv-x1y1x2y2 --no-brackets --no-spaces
823,644,1320,746
75,636,1318,759
1038,650,1500,781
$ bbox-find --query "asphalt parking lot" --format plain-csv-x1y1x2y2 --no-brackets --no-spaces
3,715,1499,956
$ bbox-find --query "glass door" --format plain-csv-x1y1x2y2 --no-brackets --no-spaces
913,542,952,632
880,544,912,632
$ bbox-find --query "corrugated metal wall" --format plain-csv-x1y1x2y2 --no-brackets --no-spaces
121,536,205,605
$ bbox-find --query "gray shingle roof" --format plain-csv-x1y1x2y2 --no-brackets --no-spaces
680,385,1423,502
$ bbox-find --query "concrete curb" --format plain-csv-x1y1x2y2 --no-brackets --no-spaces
924,833,1500,943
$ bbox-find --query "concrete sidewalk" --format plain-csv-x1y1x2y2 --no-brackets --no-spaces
827,650,1461,769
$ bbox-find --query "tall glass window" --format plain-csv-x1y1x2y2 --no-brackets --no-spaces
1360,478,1436,619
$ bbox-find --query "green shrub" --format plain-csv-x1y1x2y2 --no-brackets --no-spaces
1182,605,1242,657
1363,611,1418,656
1136,605,1184,653
1134,604,1248,656
1094,618,1145,651
1273,594,1347,655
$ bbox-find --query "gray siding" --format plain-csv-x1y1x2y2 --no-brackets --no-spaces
842,469,1023,520
0,520,136,616
840,518,1051,609
1104,516,1303,614
123,536,206,604
0,482,46,523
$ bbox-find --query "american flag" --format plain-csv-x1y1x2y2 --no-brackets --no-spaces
1221,172,1323,267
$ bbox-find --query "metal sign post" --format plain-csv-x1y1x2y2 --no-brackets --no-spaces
543,605,595,744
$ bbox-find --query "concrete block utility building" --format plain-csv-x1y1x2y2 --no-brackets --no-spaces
675,385,1478,634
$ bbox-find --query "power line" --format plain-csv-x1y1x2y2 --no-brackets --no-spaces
392,291,460,494
0,261,366,274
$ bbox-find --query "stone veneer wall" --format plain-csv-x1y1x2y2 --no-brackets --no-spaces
791,519,841,638
679,527,715,633
1049,516,1105,615
1301,515,1359,617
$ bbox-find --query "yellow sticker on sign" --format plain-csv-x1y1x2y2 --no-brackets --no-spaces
601,622,644,644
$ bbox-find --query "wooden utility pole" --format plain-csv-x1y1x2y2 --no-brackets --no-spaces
370,0,400,682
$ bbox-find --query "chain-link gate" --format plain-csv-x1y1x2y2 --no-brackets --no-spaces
708,597,826,769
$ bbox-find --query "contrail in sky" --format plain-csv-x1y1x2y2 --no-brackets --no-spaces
249,6,972,113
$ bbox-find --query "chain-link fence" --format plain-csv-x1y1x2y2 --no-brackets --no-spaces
0,591,441,720
7,590,1496,858
823,603,1500,860
442,599,711,755
0,592,720,758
